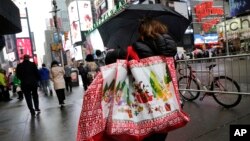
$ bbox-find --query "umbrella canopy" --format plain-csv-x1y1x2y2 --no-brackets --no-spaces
97,4,191,49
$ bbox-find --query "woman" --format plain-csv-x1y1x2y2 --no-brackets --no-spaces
50,61,66,107
105,18,176,64
105,18,177,141
132,18,177,58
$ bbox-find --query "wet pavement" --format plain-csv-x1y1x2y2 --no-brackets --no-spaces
0,86,83,141
1,81,250,141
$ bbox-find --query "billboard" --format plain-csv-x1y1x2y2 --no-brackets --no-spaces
194,34,218,45
230,0,250,17
93,0,108,20
16,38,33,60
78,0,93,31
68,1,82,44
4,34,16,54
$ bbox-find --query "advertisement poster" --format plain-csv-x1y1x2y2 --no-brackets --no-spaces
78,0,93,31
194,34,218,45
230,0,250,16
68,1,82,44
16,38,33,60
4,34,16,54
86,29,105,51
93,0,108,19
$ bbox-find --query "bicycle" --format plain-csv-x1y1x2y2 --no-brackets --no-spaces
178,64,242,108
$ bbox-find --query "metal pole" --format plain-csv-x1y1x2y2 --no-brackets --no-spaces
223,0,230,55
25,7,35,61
52,0,64,67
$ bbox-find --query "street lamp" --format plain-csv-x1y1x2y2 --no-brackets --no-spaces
50,0,64,67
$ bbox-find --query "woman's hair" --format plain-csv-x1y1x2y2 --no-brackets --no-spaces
138,18,168,39
51,60,59,68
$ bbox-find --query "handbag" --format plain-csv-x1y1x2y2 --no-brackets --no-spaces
77,47,190,141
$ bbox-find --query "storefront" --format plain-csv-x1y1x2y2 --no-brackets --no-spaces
216,14,250,53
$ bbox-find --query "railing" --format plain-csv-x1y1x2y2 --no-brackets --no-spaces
176,54,250,95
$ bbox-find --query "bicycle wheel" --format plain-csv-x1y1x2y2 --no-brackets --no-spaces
211,76,241,108
178,76,200,101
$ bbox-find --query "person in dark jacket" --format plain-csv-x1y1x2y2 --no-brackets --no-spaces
131,18,176,59
16,55,40,116
134,18,177,141
78,62,88,90
105,18,177,141
39,63,53,95
105,18,177,65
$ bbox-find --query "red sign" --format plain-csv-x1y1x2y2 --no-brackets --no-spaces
202,18,220,32
16,38,33,62
194,1,224,32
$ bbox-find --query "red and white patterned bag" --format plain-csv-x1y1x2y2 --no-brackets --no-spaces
77,56,190,141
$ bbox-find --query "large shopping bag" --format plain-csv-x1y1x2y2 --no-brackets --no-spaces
77,62,118,141
105,56,189,141
77,53,190,141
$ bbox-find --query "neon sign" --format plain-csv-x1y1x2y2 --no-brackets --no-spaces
194,1,224,32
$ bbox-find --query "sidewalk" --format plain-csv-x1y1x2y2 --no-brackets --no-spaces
168,95,250,141
1,85,250,141
0,86,83,141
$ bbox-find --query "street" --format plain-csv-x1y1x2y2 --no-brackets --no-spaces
0,77,250,141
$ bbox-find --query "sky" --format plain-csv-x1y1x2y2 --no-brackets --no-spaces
12,0,54,66
27,0,52,66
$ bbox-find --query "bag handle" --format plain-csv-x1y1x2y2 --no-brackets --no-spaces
126,46,140,61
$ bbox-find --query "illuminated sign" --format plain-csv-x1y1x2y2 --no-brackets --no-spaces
217,15,250,39
16,38,33,61
194,1,224,32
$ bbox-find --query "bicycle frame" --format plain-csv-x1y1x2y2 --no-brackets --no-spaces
183,65,214,92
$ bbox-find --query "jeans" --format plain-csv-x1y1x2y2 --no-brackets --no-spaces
40,79,52,94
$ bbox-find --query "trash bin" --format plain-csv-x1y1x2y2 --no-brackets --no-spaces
70,68,79,87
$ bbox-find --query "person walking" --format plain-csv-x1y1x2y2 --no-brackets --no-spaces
64,64,72,92
0,69,11,101
0,69,12,101
77,62,88,90
16,55,40,116
95,49,105,67
50,61,66,107
39,63,53,95
105,18,177,141
130,18,177,141
13,72,23,100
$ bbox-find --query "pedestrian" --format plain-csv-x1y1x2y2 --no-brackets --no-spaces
95,49,105,67
105,18,177,141
50,60,66,107
0,69,12,101
13,72,23,100
77,62,88,90
64,64,72,92
0,69,7,101
39,63,53,95
16,55,40,116
85,54,99,87
7,72,14,94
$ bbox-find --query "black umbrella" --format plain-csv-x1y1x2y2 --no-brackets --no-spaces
97,4,191,49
